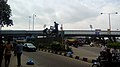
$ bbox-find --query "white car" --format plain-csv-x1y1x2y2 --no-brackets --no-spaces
23,43,37,52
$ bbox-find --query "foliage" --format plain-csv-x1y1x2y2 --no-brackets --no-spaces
0,1,13,27
50,41,63,51
106,42,120,49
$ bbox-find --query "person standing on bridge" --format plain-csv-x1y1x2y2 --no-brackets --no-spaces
54,21,59,34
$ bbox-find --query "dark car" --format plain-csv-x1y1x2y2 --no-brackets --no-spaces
23,43,37,52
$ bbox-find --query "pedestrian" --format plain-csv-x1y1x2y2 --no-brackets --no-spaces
15,41,23,66
100,44,107,52
104,48,112,67
111,47,119,61
13,40,17,56
111,47,119,56
106,48,112,61
0,41,5,67
4,40,13,67
54,21,59,33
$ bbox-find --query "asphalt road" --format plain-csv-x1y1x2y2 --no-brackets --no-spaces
79,45,101,54
77,45,101,57
23,51,92,67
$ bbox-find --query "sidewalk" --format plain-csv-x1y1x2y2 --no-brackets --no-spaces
2,54,39,67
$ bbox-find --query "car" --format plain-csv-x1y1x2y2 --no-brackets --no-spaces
23,43,37,52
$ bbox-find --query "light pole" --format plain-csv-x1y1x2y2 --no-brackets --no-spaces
28,16,31,30
101,12,118,34
32,14,36,31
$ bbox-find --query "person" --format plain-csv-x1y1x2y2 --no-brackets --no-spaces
54,21,59,33
90,42,94,47
100,44,107,52
4,40,13,67
106,48,112,61
0,41,5,67
111,47,119,61
111,47,119,56
15,41,23,66
13,40,17,56
103,48,112,67
97,51,106,62
43,28,48,34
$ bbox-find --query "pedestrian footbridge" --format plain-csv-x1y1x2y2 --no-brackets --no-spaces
1,30,120,37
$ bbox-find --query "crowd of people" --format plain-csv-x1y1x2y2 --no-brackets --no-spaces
0,40,23,67
99,44,120,61
97,44,120,67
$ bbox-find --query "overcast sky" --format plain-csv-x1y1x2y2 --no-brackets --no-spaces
2,0,120,30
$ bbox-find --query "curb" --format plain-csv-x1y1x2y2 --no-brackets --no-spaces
39,49,95,63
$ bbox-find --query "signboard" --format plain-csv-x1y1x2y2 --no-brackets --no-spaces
95,29,101,35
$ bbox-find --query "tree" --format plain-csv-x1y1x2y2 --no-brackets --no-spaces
0,1,13,27
0,0,13,42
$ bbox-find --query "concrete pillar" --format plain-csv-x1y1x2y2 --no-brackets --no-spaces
112,37,116,42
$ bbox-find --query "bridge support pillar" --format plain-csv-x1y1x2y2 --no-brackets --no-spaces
108,36,113,42
112,37,116,42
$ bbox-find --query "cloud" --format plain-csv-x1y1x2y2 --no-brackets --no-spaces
4,0,120,30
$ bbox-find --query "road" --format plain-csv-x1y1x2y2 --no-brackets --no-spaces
78,45,101,54
23,51,92,67
70,45,101,60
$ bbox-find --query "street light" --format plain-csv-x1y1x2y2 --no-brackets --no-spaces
32,14,36,30
28,16,31,30
101,12,118,34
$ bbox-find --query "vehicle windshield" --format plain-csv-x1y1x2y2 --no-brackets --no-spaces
26,43,34,46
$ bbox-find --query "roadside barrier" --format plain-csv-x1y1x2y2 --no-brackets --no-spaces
59,52,62,55
54,51,58,54
39,49,94,63
75,56,79,60
82,57,88,62
44,49,47,52
47,50,49,52
64,53,67,56
69,55,73,58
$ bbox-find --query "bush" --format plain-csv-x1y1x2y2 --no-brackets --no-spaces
50,41,62,51
107,42,120,49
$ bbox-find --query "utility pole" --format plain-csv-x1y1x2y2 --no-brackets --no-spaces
101,12,118,34
32,14,36,31
29,16,31,30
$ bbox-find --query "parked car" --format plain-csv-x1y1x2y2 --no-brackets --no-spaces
23,43,37,52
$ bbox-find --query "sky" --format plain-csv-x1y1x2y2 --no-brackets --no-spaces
2,0,120,30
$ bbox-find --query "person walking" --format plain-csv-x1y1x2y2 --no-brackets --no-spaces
13,40,17,56
4,40,13,67
0,41,5,67
15,41,23,66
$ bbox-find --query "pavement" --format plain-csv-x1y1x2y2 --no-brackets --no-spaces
1,45,100,67
1,53,39,67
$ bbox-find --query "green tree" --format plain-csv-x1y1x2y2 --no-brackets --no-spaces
0,1,13,42
0,1,13,27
